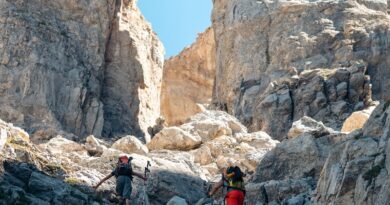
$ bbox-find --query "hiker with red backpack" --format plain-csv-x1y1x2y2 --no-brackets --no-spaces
93,155,147,205
209,166,246,205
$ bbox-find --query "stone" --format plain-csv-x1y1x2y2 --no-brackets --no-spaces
254,131,345,183
111,135,149,155
161,27,215,126
40,136,86,155
341,105,377,133
147,127,202,151
167,196,188,205
192,146,213,166
245,178,314,205
85,135,107,156
288,116,334,139
235,131,279,149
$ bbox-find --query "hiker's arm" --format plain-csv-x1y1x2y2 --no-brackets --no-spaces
209,180,223,196
94,173,113,189
132,171,147,181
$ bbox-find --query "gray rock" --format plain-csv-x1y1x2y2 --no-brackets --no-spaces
315,103,390,204
211,0,386,140
0,0,163,142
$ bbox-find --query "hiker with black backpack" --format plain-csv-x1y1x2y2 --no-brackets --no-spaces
93,155,147,205
209,166,246,205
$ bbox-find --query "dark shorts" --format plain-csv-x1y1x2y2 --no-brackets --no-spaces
116,176,132,200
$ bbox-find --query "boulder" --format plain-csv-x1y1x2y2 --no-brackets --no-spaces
40,136,86,155
85,135,107,156
245,178,314,205
112,135,149,155
192,146,213,166
254,130,345,182
287,116,334,139
147,127,201,151
341,105,377,133
235,131,279,149
167,196,188,205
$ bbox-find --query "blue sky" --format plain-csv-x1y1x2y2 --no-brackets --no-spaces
137,0,212,58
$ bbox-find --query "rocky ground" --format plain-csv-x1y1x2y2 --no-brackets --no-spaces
0,111,279,204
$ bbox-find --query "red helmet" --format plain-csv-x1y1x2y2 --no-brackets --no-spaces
118,155,129,163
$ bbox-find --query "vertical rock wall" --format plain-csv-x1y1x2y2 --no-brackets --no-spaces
161,27,215,126
211,0,390,140
102,0,164,142
0,0,164,142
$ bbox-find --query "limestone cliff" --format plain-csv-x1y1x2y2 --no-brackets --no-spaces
0,0,164,142
102,0,164,142
211,0,390,140
161,27,215,126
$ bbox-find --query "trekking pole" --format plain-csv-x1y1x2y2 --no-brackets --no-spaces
142,161,151,205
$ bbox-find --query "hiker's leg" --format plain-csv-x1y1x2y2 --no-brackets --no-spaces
226,190,242,205
125,199,131,205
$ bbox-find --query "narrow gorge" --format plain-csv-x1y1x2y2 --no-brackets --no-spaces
0,0,389,205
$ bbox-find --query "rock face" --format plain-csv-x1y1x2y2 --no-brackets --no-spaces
249,102,390,204
0,0,164,142
211,0,390,140
315,103,390,204
102,0,164,141
161,27,216,126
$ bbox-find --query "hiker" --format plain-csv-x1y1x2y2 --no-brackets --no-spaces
209,166,245,205
93,155,147,205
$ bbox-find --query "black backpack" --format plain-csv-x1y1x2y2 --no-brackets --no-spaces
114,161,133,179
223,166,245,192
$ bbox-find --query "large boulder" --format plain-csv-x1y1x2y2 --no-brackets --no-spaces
147,127,202,151
254,118,345,183
39,136,86,155
111,135,149,155
85,135,107,156
341,104,377,133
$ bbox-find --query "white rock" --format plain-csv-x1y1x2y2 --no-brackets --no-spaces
192,146,213,165
288,116,334,139
112,135,149,155
147,127,201,151
85,135,107,156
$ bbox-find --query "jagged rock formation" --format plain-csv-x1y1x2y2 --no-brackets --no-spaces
0,0,164,142
248,102,390,204
315,102,390,204
161,27,216,126
211,0,390,140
